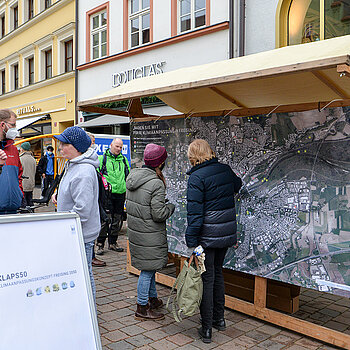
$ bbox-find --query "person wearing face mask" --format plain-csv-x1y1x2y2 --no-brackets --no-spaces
96,138,130,255
37,145,55,197
0,109,23,214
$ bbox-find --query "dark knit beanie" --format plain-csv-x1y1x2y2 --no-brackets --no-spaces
54,126,91,153
144,143,167,168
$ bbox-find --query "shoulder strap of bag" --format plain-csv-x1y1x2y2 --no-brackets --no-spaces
122,155,129,179
100,151,108,176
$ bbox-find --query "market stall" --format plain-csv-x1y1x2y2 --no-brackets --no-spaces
78,35,350,349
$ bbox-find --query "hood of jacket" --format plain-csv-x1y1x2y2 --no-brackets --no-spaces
126,167,157,191
66,147,100,169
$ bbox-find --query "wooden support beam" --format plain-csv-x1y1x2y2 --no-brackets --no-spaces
312,71,350,99
77,106,130,117
209,86,247,108
77,105,160,119
127,98,144,116
254,276,267,309
337,64,350,78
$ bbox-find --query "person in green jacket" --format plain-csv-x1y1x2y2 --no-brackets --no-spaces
96,138,130,254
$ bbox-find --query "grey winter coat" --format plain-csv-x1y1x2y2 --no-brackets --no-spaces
126,167,175,271
19,151,36,192
57,147,101,243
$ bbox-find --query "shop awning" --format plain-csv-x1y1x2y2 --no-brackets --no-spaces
77,115,130,127
17,115,47,130
78,35,350,117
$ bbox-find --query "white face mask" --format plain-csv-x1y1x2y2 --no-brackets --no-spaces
5,127,19,140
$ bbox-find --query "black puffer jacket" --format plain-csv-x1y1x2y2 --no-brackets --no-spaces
185,158,242,249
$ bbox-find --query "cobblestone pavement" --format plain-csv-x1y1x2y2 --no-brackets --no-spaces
93,232,343,350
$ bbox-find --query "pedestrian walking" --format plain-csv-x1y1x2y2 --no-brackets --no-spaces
52,126,100,299
126,143,175,320
185,139,242,343
19,142,36,207
0,109,23,214
38,145,55,197
96,138,130,254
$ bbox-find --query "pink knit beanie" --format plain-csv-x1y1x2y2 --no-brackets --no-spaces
144,143,167,168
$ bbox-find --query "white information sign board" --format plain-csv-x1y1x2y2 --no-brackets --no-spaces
0,213,101,350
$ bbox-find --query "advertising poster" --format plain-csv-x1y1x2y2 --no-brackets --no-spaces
131,107,350,298
0,213,101,350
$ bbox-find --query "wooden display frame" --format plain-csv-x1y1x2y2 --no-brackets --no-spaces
126,241,350,349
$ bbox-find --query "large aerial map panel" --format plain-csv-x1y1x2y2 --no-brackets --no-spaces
131,107,350,298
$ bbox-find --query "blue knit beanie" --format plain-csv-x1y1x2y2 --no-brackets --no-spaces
54,126,91,153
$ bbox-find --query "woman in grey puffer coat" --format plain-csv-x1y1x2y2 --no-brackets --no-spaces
126,143,175,321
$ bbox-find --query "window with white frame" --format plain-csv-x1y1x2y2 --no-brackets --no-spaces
44,49,52,79
12,62,19,90
11,3,19,31
39,0,51,12
27,56,34,85
129,0,150,48
0,13,5,38
178,0,205,33
90,10,107,60
0,69,5,95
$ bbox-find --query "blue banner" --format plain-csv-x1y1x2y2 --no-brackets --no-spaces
94,137,131,164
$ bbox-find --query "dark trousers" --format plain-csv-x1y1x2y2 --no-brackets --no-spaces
22,191,33,207
97,192,125,246
42,174,54,197
200,247,228,330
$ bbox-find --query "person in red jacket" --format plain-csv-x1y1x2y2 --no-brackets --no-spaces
0,109,23,214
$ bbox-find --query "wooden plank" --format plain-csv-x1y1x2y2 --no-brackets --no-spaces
225,295,350,349
127,98,144,116
209,86,247,108
337,64,350,77
312,71,350,99
254,276,267,308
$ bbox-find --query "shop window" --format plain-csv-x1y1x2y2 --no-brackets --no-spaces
28,57,34,85
0,13,5,38
13,63,19,90
129,0,150,48
90,10,107,59
64,39,73,72
11,4,18,31
178,0,205,33
0,69,5,95
45,49,52,79
287,0,350,45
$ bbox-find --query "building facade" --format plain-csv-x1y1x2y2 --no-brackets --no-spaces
77,0,243,125
0,0,75,141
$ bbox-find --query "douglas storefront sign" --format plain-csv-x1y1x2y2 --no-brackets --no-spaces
112,61,166,87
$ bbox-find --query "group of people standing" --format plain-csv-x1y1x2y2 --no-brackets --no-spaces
0,107,242,344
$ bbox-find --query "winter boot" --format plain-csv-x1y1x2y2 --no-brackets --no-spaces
135,304,164,321
96,243,104,255
149,297,163,310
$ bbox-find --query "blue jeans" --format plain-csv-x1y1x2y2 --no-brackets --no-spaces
137,270,157,305
84,241,96,301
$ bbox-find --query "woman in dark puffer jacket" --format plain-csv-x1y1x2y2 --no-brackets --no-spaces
185,139,242,344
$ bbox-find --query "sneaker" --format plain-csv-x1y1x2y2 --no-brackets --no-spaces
96,243,104,255
108,243,124,252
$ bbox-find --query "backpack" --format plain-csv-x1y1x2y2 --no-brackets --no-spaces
166,255,203,322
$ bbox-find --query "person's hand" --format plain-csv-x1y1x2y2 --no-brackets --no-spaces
42,173,46,179
0,150,7,166
51,193,57,205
